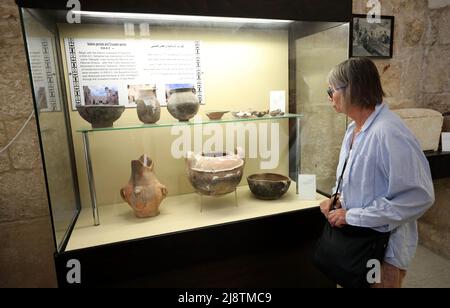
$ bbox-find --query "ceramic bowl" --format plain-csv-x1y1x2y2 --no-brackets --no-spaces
232,111,253,118
251,110,269,117
186,151,245,196
205,111,229,120
76,105,125,128
247,173,291,200
269,109,285,117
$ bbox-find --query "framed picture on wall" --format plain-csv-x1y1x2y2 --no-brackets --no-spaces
350,14,394,59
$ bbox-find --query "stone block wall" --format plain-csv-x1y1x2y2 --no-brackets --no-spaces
422,5,450,113
0,0,57,287
353,0,450,112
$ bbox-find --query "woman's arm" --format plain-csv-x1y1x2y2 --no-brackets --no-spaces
345,130,435,230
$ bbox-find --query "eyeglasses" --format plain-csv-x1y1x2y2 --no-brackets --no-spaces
327,86,346,98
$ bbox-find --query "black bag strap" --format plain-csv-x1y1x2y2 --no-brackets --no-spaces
331,133,354,211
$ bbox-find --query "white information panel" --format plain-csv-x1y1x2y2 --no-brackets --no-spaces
64,38,204,109
297,174,317,201
28,37,61,112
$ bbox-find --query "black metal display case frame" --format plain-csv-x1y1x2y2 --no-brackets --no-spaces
17,0,351,288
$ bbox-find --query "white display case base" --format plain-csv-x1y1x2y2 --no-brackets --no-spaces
67,185,326,251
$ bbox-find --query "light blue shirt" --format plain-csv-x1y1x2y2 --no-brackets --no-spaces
334,103,435,270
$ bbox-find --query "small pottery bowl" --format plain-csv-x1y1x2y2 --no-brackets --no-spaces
76,105,125,128
269,109,285,117
205,111,229,120
247,173,291,200
232,111,253,118
251,110,269,117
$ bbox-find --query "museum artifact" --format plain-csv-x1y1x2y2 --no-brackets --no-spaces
232,110,269,118
76,105,125,128
120,154,168,218
232,111,253,118
269,109,285,117
393,108,443,151
167,87,200,121
205,111,229,120
136,93,161,124
251,110,269,117
247,173,291,200
186,148,245,196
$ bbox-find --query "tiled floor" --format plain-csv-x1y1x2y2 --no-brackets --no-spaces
403,245,450,288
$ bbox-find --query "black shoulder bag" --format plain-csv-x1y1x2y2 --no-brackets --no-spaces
313,140,390,288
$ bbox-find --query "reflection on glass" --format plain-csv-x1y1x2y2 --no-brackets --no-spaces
22,9,79,252
297,23,350,195
19,7,350,251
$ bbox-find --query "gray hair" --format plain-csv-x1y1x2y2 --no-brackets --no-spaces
327,66,348,90
328,57,385,109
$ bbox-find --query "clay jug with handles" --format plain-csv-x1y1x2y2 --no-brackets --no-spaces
120,154,168,218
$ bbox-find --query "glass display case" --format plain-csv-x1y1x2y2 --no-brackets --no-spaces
17,0,351,287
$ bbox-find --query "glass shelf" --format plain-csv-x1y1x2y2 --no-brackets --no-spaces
77,112,303,226
76,113,303,133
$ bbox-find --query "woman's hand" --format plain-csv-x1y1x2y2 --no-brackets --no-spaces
327,209,347,228
319,195,341,218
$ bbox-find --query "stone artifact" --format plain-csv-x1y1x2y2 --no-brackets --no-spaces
247,173,291,200
269,109,285,117
393,108,443,151
120,154,168,218
232,111,253,118
251,110,269,117
76,105,125,128
136,92,161,124
167,87,199,121
186,148,245,196
205,111,229,120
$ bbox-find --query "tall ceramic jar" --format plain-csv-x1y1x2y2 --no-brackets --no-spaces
120,155,168,218
167,87,199,121
136,89,161,124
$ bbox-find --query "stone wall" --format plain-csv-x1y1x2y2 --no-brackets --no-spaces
353,0,426,109
0,0,57,287
353,0,450,260
353,0,450,112
422,3,450,113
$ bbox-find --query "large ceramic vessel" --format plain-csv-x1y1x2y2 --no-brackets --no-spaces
120,155,168,218
76,105,125,128
186,148,245,196
247,173,291,200
136,94,161,124
167,87,199,121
